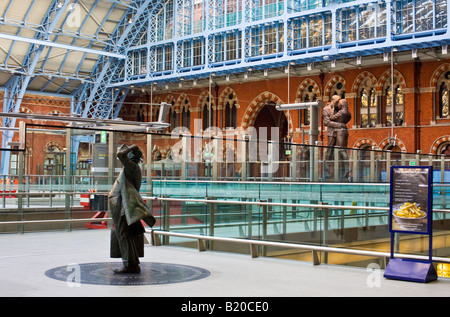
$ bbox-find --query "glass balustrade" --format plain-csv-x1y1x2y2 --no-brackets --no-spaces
0,124,448,272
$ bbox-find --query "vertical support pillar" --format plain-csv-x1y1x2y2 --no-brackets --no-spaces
370,149,375,182
162,197,170,245
146,133,153,214
250,244,258,258
108,131,116,186
181,136,189,180
312,145,319,181
18,150,24,233
352,148,358,181
65,128,73,231
440,154,446,210
309,104,319,146
310,103,320,182
212,137,219,181
414,152,420,166
17,122,25,234
262,204,267,256
240,136,247,181
208,197,215,250
323,207,329,264
386,150,391,182
291,144,297,181
334,148,339,182
312,250,320,265
427,154,433,167
268,140,273,181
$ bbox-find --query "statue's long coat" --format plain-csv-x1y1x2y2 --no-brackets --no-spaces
109,146,152,259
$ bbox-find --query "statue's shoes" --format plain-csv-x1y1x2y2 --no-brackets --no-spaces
113,265,141,274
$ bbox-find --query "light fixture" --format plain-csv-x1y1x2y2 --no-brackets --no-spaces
244,72,248,79
356,56,361,65
443,45,448,55
307,63,313,71
331,60,336,68
412,49,417,59
383,52,389,62
275,100,324,110
193,79,197,86
226,74,230,81
0,111,170,131
264,69,268,77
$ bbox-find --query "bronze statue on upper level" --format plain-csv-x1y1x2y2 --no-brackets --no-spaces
323,96,351,180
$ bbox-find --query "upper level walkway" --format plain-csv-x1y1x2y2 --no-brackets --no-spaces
1,229,449,298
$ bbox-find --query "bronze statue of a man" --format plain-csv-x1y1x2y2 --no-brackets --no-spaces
109,144,155,274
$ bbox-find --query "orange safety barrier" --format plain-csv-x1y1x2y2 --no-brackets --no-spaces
86,211,108,229
0,190,16,198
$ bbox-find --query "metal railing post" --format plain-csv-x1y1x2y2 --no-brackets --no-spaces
334,148,339,182
162,196,170,245
370,149,375,182
65,128,72,231
262,204,268,257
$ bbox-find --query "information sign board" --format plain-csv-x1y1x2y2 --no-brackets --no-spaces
389,166,432,234
384,166,437,283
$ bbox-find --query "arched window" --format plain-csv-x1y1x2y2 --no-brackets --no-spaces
385,85,404,126
330,81,345,99
136,104,145,122
224,102,237,128
440,143,450,157
299,84,319,126
224,93,237,129
43,144,64,177
168,101,177,131
358,78,377,127
437,71,450,118
201,94,214,130
181,98,191,130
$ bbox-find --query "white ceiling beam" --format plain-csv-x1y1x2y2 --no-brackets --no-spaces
0,33,126,59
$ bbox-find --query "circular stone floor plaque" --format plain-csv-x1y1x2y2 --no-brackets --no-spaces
45,262,211,286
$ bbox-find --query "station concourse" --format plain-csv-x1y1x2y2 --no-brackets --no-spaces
1,229,450,298
0,0,450,299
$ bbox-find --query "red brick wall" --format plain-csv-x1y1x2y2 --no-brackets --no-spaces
124,58,450,155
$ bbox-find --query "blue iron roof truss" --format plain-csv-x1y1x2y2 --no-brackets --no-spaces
106,0,450,88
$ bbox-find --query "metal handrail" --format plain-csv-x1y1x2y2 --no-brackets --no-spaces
143,195,390,211
148,229,450,265
0,193,448,267
0,218,112,225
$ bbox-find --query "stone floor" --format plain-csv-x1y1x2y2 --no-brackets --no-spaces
0,229,448,299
